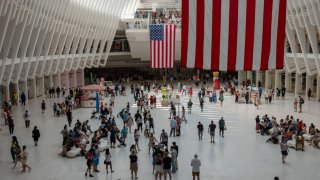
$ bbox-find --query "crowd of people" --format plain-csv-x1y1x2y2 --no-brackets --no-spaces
255,114,320,163
1,75,319,179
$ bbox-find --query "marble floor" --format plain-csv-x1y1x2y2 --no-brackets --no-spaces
0,84,320,180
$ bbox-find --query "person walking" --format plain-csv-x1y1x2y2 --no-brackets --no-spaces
135,111,143,133
170,146,178,173
66,108,72,127
293,98,298,112
169,118,177,137
219,117,226,137
121,126,128,145
24,110,31,128
191,154,201,180
8,116,14,134
32,126,40,146
307,88,312,100
187,99,193,114
162,152,172,180
181,106,186,122
127,113,134,133
280,137,289,164
129,150,138,179
10,136,19,164
92,145,100,172
85,148,94,177
298,96,304,113
199,98,204,112
245,92,250,104
219,93,224,106
20,92,26,106
148,133,158,154
104,148,114,173
197,122,204,140
154,153,163,180
208,121,216,143
160,129,169,147
21,145,31,173
134,129,141,151
41,100,46,114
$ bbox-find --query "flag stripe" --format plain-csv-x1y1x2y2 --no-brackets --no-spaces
165,25,168,68
211,0,222,70
203,0,213,69
158,40,160,68
187,0,197,68
195,0,205,69
173,25,176,68
169,25,172,68
260,0,274,70
268,0,280,69
227,0,239,71
181,0,189,67
150,41,153,68
235,0,247,70
219,0,230,71
252,0,264,70
276,0,286,69
243,0,256,70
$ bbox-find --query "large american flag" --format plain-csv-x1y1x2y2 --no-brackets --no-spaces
149,24,176,68
181,0,287,71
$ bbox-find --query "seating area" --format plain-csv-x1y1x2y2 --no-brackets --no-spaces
255,114,320,151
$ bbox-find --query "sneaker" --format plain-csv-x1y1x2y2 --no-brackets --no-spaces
85,173,87,176
111,171,114,173
89,174,94,177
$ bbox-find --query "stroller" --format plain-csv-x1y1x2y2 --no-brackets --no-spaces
90,110,98,119
117,108,126,119
116,134,126,147
266,130,280,144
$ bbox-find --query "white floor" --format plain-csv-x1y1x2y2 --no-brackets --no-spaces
0,84,320,180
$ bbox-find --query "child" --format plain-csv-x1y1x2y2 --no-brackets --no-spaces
104,148,114,173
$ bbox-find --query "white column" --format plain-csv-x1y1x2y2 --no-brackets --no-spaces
29,79,37,99
57,72,61,88
5,86,10,102
247,71,253,84
73,70,77,88
256,70,261,87
238,71,245,87
295,73,302,96
76,69,85,87
49,74,53,88
274,71,280,91
265,71,271,89
41,76,45,98
317,75,320,101
15,83,20,102
65,72,70,95
305,75,311,99
285,71,291,92
21,81,28,101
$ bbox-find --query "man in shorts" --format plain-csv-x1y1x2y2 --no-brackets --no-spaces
208,121,216,143
162,152,172,180
191,154,201,180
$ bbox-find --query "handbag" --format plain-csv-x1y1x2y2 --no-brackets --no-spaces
224,126,227,131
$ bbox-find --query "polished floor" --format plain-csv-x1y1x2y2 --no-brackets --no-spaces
0,84,320,180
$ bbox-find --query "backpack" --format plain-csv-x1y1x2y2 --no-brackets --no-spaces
85,151,93,160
